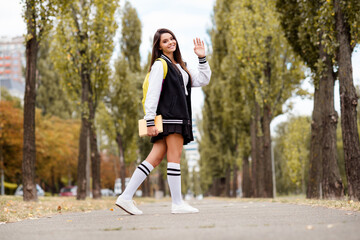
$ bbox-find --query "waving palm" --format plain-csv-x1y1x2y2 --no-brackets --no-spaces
193,38,206,58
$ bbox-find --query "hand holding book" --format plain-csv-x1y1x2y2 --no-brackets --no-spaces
138,115,163,137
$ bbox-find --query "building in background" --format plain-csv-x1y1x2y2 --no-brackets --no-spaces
0,36,25,99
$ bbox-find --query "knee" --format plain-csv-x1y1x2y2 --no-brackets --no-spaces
167,151,182,162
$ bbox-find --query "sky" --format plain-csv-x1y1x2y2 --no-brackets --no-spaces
1,0,359,134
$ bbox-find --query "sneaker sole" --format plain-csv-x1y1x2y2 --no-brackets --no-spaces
115,203,136,215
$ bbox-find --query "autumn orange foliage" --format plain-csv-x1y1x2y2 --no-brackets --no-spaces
0,101,80,194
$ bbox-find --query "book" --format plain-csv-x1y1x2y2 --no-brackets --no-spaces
138,115,163,137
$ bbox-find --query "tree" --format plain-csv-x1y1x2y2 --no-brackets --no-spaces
276,0,353,199
200,0,243,197
333,0,360,200
36,35,74,119
102,1,142,194
0,100,23,186
36,114,80,195
53,0,119,199
230,0,304,197
105,57,139,193
120,1,142,73
274,116,311,195
22,0,67,201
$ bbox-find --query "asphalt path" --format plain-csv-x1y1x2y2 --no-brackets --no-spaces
1,199,359,240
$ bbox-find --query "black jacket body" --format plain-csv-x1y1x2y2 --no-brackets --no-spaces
156,56,192,125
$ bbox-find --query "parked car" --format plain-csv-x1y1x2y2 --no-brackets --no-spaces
14,184,45,196
101,188,115,197
60,186,77,197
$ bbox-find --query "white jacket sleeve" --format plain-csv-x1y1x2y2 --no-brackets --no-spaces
144,61,163,123
189,57,212,87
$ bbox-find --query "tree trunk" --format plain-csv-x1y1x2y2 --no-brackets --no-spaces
250,115,257,197
232,164,238,198
242,154,252,197
51,166,56,196
334,0,360,201
89,101,101,199
116,133,126,193
225,165,231,197
76,69,90,200
263,104,273,198
320,45,344,199
142,177,150,197
307,87,322,199
23,0,38,202
256,103,266,197
158,169,165,193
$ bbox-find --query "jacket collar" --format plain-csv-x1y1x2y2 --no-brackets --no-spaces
161,54,172,63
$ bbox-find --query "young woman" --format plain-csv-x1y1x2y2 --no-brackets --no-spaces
115,28,211,215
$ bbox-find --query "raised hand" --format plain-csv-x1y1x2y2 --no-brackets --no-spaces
193,38,205,58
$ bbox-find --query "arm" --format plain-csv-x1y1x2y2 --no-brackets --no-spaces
191,38,211,87
144,61,163,136
190,57,211,87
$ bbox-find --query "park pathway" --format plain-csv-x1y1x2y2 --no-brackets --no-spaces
1,199,359,240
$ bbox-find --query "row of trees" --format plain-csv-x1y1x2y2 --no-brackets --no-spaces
20,0,144,201
18,0,195,201
200,0,360,200
12,0,360,201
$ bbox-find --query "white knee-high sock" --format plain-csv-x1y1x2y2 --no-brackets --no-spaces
167,162,183,205
119,160,154,200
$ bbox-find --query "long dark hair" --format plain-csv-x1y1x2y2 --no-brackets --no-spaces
149,28,190,77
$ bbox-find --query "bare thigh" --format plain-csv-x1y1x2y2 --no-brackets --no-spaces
165,133,184,164
145,139,167,168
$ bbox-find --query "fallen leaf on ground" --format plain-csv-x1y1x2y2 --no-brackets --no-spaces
327,224,334,229
306,225,314,230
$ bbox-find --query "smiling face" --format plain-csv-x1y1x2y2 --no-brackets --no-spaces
159,33,177,55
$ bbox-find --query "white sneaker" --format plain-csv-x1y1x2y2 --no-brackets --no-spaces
171,202,199,214
115,197,143,215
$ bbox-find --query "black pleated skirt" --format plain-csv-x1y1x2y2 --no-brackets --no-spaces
151,123,194,145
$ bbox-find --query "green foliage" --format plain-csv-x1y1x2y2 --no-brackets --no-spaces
274,116,311,195
36,35,74,119
98,1,142,169
52,0,119,107
230,0,304,112
22,0,69,44
0,88,22,109
276,0,360,82
200,0,304,195
106,56,140,164
121,1,142,73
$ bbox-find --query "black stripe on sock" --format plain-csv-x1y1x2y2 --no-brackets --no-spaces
140,163,150,174
167,173,181,176
137,166,148,176
167,168,180,172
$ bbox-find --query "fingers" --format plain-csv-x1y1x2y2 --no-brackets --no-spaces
193,37,205,47
147,127,159,137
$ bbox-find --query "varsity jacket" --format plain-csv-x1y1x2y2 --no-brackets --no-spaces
144,54,211,127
